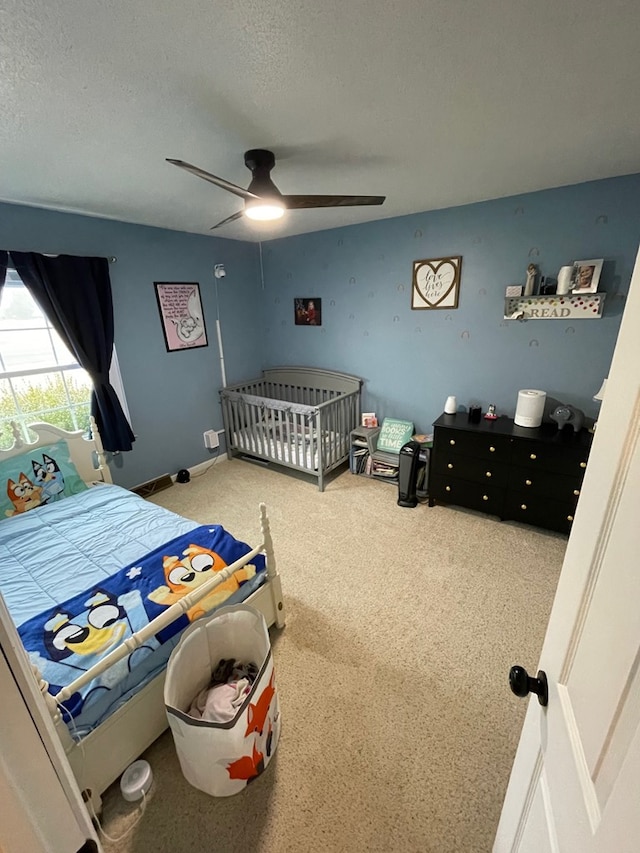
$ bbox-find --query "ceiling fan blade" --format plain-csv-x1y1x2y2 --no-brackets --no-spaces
166,159,259,201
210,210,245,230
284,194,385,209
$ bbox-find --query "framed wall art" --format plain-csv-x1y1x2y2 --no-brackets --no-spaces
294,298,322,326
155,282,208,351
411,256,462,310
570,259,603,294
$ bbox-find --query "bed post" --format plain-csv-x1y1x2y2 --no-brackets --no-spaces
90,416,113,484
259,502,285,628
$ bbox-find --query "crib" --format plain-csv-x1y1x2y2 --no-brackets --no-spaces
220,366,362,491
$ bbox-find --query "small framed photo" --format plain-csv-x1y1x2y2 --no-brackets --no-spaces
294,298,321,326
571,259,603,294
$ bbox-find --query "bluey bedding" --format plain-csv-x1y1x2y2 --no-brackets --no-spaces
0,483,266,737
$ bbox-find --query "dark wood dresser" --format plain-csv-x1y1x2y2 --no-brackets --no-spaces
428,412,592,534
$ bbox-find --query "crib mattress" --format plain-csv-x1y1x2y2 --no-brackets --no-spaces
231,429,348,469
0,483,265,736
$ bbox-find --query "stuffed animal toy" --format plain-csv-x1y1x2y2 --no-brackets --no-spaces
550,404,585,434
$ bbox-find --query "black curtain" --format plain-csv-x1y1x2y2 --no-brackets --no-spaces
10,252,135,452
0,250,7,294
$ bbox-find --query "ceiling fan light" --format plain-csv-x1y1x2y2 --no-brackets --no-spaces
244,201,285,222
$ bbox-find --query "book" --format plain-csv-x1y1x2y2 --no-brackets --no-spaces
376,418,414,454
361,412,378,428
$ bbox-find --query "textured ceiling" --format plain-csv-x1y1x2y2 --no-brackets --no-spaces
1,0,640,242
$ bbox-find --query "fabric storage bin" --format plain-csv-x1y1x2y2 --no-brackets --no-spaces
164,604,280,797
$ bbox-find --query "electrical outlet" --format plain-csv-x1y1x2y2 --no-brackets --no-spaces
203,430,219,449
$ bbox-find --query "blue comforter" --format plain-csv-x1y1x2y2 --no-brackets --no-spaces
0,484,266,735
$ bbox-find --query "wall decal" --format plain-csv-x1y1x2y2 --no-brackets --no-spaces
514,207,524,215
393,315,400,323
529,339,539,347
329,299,336,307
414,229,423,238
596,214,608,224
154,282,208,352
286,272,293,279
415,327,422,333
274,297,280,304
460,330,470,340
472,236,484,244
565,326,575,334
528,247,540,257
294,298,321,326
349,276,356,285
349,313,355,320
412,256,462,310
364,331,369,336
478,288,487,296
397,284,405,292
445,314,453,321
338,239,344,246
368,291,375,298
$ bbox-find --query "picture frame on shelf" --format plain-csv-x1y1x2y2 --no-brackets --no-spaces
571,259,603,295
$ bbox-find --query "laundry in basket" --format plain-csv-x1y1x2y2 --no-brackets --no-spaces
164,604,280,797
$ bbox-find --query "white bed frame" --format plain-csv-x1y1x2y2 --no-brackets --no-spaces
0,419,285,812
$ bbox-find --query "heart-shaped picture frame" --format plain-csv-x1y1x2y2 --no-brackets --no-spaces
411,256,462,310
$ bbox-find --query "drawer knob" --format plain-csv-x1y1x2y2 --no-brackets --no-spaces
530,453,537,460
447,463,454,469
567,515,574,522
445,485,451,492
489,446,496,452
573,489,580,496
449,439,456,446
482,495,489,501
580,462,587,469
521,504,527,510
485,471,492,478
525,479,532,486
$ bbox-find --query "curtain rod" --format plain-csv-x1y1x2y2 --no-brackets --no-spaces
8,252,117,263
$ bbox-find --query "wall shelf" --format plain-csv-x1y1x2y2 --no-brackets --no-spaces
504,293,605,321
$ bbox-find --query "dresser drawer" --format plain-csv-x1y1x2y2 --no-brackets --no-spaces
430,474,505,516
507,466,584,504
510,440,589,477
432,452,510,487
503,491,577,534
435,428,510,461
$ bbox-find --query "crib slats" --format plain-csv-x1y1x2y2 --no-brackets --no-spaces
220,370,362,490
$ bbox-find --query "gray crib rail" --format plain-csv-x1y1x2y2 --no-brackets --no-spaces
220,367,362,490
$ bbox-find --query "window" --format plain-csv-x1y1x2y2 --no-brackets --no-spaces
0,269,130,449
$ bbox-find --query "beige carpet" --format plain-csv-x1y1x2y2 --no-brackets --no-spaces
99,458,565,853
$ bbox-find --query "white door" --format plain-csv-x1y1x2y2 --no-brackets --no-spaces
494,244,640,852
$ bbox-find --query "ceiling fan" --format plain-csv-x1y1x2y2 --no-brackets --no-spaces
166,149,385,230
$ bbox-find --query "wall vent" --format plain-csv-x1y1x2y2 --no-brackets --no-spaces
131,473,174,498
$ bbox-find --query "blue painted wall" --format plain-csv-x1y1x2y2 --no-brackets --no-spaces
0,202,261,488
260,174,640,435
2,173,638,486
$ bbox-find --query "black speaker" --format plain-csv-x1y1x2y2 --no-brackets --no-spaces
397,441,421,508
176,468,191,484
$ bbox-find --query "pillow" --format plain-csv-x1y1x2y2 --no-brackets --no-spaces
0,441,88,519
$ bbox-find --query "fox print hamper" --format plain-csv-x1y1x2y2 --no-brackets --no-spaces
164,604,280,797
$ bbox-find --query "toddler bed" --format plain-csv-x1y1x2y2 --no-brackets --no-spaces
220,366,362,491
0,419,284,812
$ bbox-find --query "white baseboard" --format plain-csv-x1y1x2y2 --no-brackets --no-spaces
170,454,227,483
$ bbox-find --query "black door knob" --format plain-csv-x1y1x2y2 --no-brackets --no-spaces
509,665,548,707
